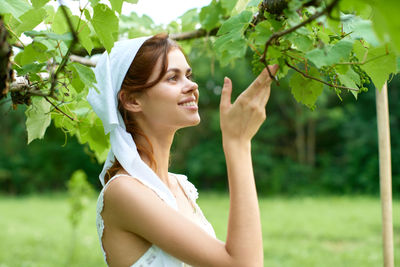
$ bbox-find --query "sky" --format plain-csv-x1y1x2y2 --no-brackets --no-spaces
19,0,212,44
123,0,212,25
59,0,212,25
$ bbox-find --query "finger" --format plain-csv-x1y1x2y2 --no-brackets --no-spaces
220,77,232,111
243,64,279,99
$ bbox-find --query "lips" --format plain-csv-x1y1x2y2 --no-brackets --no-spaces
178,96,197,106
178,96,196,105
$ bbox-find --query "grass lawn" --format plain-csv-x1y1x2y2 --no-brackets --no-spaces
0,192,398,266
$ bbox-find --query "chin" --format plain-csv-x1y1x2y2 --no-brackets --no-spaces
180,115,201,129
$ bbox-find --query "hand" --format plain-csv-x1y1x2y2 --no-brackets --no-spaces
219,65,279,143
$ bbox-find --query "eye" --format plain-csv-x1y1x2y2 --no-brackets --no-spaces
186,73,193,81
168,75,177,82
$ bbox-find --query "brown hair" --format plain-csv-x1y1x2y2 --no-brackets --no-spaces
104,33,181,184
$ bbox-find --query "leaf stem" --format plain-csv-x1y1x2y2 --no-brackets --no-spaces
285,61,359,92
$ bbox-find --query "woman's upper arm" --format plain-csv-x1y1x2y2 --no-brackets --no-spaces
103,176,234,267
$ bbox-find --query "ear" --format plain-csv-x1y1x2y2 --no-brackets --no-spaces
119,91,143,113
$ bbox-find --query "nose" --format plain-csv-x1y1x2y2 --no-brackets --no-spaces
183,78,198,94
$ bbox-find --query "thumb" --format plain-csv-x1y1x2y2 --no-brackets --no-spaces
220,77,232,110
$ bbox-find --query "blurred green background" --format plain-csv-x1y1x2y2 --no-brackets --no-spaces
1,43,399,266
1,44,399,196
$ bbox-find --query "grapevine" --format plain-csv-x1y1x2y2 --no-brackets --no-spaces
0,0,398,156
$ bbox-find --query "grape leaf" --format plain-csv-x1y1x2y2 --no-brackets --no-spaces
25,30,73,41
361,45,396,90
108,0,124,13
217,10,252,36
0,0,31,21
14,8,47,36
31,0,50,8
286,33,313,52
214,11,252,66
70,17,94,55
221,0,239,13
25,97,52,144
232,0,250,16
289,67,323,109
250,20,272,46
370,0,400,53
199,0,223,32
15,62,46,75
179,8,199,32
51,6,72,34
306,39,354,68
67,63,96,93
342,14,380,47
91,4,119,53
14,42,50,65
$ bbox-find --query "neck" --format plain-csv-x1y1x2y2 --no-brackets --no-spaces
134,125,176,186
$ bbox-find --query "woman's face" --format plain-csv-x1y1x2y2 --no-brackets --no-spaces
138,48,200,131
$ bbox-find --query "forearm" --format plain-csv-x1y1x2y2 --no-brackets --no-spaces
223,139,263,266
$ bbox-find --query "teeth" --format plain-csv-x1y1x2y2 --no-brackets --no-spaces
180,101,196,107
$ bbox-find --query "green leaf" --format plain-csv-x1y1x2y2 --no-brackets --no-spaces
286,33,313,52
31,0,50,8
0,0,31,20
25,97,52,144
51,6,72,34
217,10,252,36
108,0,123,14
43,4,55,24
25,30,73,41
306,39,354,68
91,4,119,53
199,0,223,32
397,56,400,73
232,0,250,16
15,62,46,75
353,40,368,62
179,8,199,32
70,17,94,55
214,10,252,66
251,20,272,46
361,45,396,90
14,8,46,35
221,0,239,13
76,115,109,162
289,67,323,109
68,63,96,93
14,42,50,65
341,14,380,47
214,34,247,66
370,0,400,53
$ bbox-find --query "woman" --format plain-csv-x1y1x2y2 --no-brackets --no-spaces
87,33,278,267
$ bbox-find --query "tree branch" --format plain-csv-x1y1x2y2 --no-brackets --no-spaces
261,0,340,80
44,96,77,121
285,61,359,91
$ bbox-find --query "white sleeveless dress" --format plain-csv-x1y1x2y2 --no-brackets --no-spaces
96,173,216,266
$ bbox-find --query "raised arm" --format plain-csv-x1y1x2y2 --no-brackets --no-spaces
103,65,278,267
219,64,279,266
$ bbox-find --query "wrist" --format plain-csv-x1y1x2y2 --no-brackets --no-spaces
222,137,251,151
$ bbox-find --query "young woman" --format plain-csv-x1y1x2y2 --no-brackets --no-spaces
87,33,278,267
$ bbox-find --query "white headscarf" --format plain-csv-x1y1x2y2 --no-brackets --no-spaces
87,36,178,210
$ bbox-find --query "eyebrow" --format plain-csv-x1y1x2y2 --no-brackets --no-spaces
166,67,192,74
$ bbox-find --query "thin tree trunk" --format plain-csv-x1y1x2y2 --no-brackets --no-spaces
295,104,306,164
306,117,315,166
375,82,394,267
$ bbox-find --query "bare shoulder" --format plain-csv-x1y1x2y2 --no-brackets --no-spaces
102,175,232,267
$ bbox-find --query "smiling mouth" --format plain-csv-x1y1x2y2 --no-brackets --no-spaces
178,101,197,107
